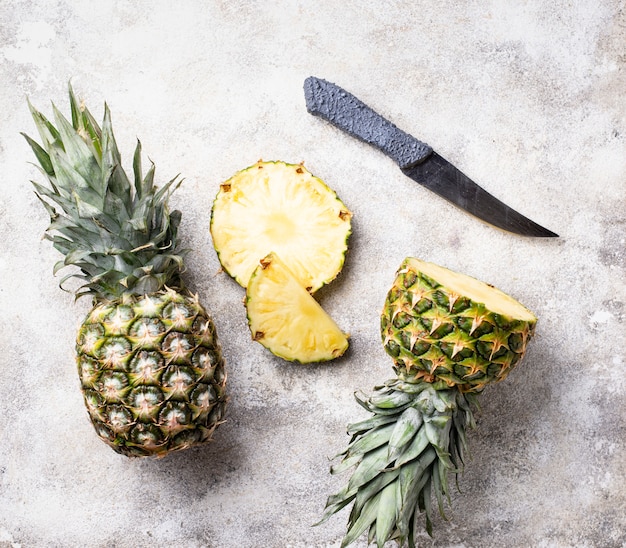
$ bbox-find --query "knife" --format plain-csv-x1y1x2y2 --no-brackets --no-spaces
303,76,558,237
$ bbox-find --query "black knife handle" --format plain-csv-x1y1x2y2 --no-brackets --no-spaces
304,76,432,169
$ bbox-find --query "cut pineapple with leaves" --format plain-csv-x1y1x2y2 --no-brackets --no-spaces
319,258,537,547
246,253,349,363
211,160,352,292
24,86,227,457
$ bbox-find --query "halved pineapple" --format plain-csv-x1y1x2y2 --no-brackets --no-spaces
381,258,537,392
210,160,352,292
246,253,349,363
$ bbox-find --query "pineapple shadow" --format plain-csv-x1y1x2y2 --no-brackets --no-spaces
447,343,557,515
132,419,244,501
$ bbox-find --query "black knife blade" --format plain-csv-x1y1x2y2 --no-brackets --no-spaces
303,76,558,237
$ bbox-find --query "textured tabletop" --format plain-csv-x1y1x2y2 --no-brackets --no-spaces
1,2,624,547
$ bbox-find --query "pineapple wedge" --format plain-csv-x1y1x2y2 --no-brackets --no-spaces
211,160,352,292
246,253,349,363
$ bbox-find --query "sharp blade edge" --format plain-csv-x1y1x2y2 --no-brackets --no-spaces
403,153,558,237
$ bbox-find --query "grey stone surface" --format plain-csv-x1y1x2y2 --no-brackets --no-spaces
1,1,624,547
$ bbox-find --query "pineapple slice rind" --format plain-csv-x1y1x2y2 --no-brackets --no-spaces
246,253,349,363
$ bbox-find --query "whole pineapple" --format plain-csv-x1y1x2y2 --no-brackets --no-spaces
24,86,227,457
319,258,537,546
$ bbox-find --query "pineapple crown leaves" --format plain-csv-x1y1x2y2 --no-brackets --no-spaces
23,84,188,300
317,379,477,548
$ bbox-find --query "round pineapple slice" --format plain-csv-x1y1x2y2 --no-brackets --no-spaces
210,160,352,292
246,253,349,363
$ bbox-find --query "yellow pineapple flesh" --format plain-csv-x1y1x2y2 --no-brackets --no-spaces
246,253,349,363
210,160,352,292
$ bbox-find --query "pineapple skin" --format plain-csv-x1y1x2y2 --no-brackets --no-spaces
77,289,227,457
381,259,537,393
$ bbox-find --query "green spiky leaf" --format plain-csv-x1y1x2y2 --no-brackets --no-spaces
24,84,187,300
318,380,477,547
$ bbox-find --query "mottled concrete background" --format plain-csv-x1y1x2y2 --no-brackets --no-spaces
1,2,624,547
